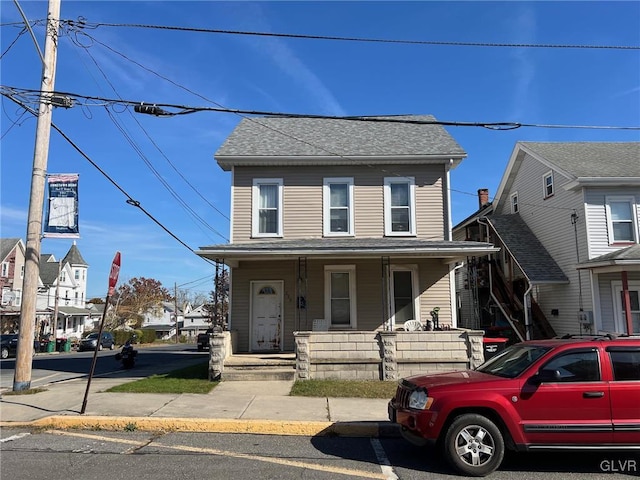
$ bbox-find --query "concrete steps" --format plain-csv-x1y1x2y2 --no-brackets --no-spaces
222,354,296,381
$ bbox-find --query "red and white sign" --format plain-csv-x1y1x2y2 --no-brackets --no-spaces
108,251,121,296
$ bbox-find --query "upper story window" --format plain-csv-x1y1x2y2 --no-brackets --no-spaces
384,177,416,236
20,265,24,279
323,177,354,236
605,196,638,244
1,262,8,278
252,178,283,237
510,192,519,214
59,271,66,282
74,269,80,280
543,171,554,198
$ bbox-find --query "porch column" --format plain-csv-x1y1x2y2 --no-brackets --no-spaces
378,331,398,381
621,271,634,335
464,330,485,368
294,332,310,380
209,332,226,381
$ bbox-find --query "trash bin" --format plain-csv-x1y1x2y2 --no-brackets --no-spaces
47,341,55,353
483,337,509,361
63,340,71,352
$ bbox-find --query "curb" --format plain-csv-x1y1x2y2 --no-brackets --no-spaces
1,416,401,437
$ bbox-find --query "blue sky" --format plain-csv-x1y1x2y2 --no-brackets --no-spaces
1,1,639,300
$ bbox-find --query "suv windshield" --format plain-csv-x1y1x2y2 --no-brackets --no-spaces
477,344,551,378
86,333,99,339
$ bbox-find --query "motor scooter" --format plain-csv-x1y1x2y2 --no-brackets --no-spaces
115,338,137,369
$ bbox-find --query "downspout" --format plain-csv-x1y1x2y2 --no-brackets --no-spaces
523,283,533,341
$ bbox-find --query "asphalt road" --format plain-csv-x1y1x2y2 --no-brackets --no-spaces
1,429,638,480
0,343,209,390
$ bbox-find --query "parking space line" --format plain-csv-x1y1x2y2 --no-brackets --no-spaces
50,430,386,479
370,438,398,480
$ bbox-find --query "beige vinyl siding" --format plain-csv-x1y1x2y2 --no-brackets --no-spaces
231,164,446,242
229,257,453,352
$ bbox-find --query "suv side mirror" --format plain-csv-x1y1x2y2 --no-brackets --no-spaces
531,368,561,385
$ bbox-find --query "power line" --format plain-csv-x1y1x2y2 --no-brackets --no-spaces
73,19,640,51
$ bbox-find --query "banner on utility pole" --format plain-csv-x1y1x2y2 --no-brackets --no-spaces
44,173,79,238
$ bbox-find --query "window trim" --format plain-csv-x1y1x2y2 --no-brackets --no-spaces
389,264,420,331
252,178,284,238
543,171,554,198
510,192,519,214
605,195,638,245
384,177,416,236
324,265,357,328
611,280,640,334
323,177,355,237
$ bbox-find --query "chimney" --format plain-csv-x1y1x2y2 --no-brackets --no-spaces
478,189,489,208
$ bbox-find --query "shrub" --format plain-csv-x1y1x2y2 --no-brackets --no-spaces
140,329,156,344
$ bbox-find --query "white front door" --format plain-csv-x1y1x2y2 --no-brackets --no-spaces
251,281,283,351
612,281,640,334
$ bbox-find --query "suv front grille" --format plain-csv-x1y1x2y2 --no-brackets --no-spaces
396,379,416,408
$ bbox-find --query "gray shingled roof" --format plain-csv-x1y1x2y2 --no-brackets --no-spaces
486,214,569,284
1,238,21,262
62,243,88,266
215,115,466,161
577,244,640,269
39,255,60,286
520,142,640,178
197,237,497,260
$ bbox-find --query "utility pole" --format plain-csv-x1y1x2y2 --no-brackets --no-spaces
13,0,61,391
174,282,179,343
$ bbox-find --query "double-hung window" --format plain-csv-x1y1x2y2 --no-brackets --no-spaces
1,262,8,278
324,265,356,328
252,178,283,237
543,171,554,198
323,177,354,236
384,177,416,236
511,192,519,214
605,196,638,244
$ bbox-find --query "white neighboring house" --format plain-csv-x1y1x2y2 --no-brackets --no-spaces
180,304,212,339
141,301,183,340
0,238,27,332
36,242,91,340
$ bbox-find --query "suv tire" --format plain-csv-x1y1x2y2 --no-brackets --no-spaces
110,343,115,350
444,413,504,477
1,347,8,359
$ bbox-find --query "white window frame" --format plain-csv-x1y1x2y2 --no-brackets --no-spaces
323,177,354,236
384,177,416,236
324,265,357,328
611,281,640,334
252,178,283,238
1,262,8,277
389,264,420,331
510,192,519,214
543,171,554,198
605,195,638,244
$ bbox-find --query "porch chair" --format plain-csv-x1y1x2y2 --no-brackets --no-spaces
312,319,329,331
404,319,424,331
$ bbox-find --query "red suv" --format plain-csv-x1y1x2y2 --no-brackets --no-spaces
388,334,640,477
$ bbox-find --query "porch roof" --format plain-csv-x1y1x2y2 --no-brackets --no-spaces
485,214,569,285
576,244,640,272
196,238,499,264
56,306,93,316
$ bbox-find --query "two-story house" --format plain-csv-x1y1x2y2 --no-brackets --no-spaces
196,116,498,353
454,142,640,341
1,238,26,332
141,301,182,340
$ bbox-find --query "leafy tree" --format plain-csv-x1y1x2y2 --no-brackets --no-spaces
111,277,172,329
203,265,229,329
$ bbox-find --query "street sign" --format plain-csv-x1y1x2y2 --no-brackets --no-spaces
108,251,121,296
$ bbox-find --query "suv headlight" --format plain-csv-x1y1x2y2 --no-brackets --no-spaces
409,388,434,410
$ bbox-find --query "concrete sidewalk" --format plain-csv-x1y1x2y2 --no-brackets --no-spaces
0,376,399,437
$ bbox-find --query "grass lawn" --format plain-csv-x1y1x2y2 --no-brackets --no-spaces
290,379,397,399
104,362,397,398
106,362,217,394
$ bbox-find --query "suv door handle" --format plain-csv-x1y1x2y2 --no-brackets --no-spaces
583,391,605,398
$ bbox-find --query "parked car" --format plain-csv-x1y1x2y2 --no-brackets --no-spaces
78,332,115,351
1,334,39,359
388,334,640,477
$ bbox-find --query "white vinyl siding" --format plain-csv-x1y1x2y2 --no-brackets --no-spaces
252,178,283,238
323,177,354,236
384,177,416,236
605,196,638,244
